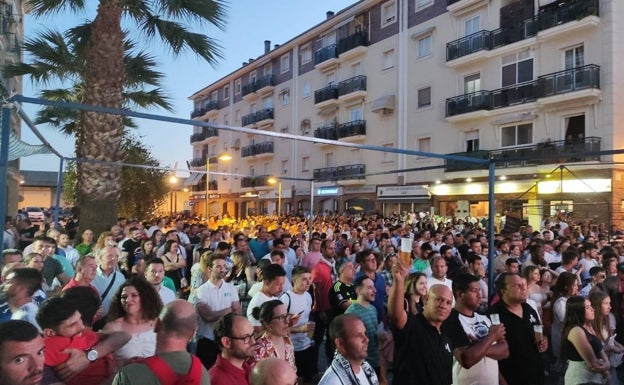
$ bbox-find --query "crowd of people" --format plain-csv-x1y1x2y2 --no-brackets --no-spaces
1,210,624,385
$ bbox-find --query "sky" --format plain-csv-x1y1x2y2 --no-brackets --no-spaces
19,0,357,173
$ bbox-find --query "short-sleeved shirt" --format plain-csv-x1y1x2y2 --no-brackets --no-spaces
442,309,499,385
345,302,380,368
328,280,357,319
196,279,239,339
247,291,279,327
354,271,386,322
209,354,251,385
113,351,210,385
487,300,544,385
392,312,453,385
42,257,64,286
92,267,125,315
312,259,334,312
280,290,314,351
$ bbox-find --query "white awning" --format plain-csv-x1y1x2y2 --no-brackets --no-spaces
372,94,396,113
184,172,204,186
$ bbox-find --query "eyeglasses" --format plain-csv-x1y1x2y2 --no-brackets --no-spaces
272,314,290,323
227,333,256,344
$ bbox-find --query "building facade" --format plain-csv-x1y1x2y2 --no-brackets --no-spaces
189,0,624,226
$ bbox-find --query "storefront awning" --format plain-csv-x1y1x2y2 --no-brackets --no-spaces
378,196,430,202
184,172,204,186
372,94,396,113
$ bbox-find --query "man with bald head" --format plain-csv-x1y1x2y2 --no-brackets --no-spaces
250,357,298,385
112,300,210,385
388,259,454,385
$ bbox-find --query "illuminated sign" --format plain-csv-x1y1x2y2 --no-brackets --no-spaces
316,187,340,196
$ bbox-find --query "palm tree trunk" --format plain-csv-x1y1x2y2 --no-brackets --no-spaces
75,0,125,236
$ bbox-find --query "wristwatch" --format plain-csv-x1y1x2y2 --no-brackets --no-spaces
85,347,99,362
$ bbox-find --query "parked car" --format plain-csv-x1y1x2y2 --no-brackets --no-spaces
25,206,45,222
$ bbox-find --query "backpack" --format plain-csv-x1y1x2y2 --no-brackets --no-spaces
141,354,203,385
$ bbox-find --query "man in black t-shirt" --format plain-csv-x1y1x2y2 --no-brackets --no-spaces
120,227,143,273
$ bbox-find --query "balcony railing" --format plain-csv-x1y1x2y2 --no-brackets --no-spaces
338,30,368,55
338,75,367,97
313,164,366,182
446,65,600,117
445,137,601,172
241,175,271,188
242,108,274,126
189,127,218,143
190,100,220,118
314,84,339,104
446,0,598,61
191,179,217,192
189,157,206,167
242,75,275,96
314,126,338,140
241,141,274,158
337,120,366,139
314,44,338,65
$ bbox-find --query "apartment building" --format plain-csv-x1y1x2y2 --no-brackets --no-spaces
189,0,624,225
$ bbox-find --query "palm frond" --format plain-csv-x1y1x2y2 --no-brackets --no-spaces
29,0,87,16
123,88,173,111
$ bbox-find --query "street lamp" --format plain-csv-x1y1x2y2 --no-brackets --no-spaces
268,176,282,217
206,152,232,220
169,176,178,216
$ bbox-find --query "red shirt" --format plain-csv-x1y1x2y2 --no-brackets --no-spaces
208,354,252,385
61,278,99,295
312,259,333,312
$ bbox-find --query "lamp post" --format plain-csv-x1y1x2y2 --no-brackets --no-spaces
268,177,282,217
206,153,232,220
169,176,178,216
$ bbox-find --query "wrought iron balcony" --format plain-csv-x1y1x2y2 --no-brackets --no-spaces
338,30,368,55
338,76,367,97
190,100,220,118
314,44,338,65
313,164,366,182
189,127,218,143
242,108,274,126
241,175,271,188
189,157,206,167
314,84,339,104
241,75,275,96
337,120,366,139
190,178,217,192
446,65,600,117
446,0,598,61
314,126,338,140
241,141,274,158
445,137,601,172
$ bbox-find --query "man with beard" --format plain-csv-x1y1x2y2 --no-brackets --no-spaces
195,254,241,369
0,320,44,385
143,258,176,306
210,314,255,385
119,227,144,274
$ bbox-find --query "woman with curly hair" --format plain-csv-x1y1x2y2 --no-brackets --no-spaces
103,276,163,365
93,231,116,253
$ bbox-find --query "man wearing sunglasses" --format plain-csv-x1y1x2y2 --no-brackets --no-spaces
210,313,255,385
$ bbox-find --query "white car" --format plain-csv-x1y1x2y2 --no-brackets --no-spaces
25,206,45,222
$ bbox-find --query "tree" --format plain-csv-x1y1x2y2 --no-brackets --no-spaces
25,0,227,236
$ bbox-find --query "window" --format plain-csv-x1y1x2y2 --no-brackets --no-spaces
464,73,481,93
383,49,395,70
263,98,272,109
416,0,434,9
326,153,334,167
350,106,362,121
281,160,288,175
249,166,255,176
501,123,532,147
382,1,397,27
280,91,289,105
264,62,272,76
223,85,230,100
417,87,431,108
502,50,533,87
235,79,241,94
302,156,310,172
565,114,585,141
466,130,479,152
382,143,395,163
417,137,431,153
564,45,584,69
211,90,218,101
417,35,432,59
464,15,480,36
281,54,290,73
302,82,311,98
301,46,312,64
249,70,257,84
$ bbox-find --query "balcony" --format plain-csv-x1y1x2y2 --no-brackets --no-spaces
189,157,206,168
314,125,338,142
242,75,275,99
338,30,368,60
241,141,274,159
314,84,339,108
445,65,600,118
189,127,218,144
242,108,275,127
446,0,598,63
190,100,220,118
445,137,601,172
314,164,366,184
338,75,367,102
241,175,272,189
314,44,339,71
337,120,366,141
191,179,217,193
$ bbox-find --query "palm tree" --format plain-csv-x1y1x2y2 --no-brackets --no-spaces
25,0,227,235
